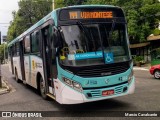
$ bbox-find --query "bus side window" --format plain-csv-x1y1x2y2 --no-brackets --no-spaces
31,32,39,54
24,35,31,54
16,42,19,56
13,44,17,56
11,44,14,56
11,46,14,56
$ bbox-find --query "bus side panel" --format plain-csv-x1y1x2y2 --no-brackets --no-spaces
24,55,30,84
30,55,44,89
13,56,22,80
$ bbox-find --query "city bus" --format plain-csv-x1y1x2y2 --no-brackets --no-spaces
8,5,135,104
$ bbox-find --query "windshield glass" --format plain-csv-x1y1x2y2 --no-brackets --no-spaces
59,23,130,66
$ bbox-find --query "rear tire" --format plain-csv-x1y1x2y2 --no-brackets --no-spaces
154,70,160,79
39,76,48,99
15,68,20,83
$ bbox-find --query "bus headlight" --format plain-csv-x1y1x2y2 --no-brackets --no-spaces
62,77,83,92
62,77,73,87
73,81,83,92
128,70,133,84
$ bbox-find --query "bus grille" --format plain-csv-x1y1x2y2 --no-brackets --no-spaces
115,86,123,94
86,84,128,98
77,64,129,77
90,90,101,98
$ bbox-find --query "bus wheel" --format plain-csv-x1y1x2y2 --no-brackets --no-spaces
154,70,160,79
15,68,20,83
39,77,48,99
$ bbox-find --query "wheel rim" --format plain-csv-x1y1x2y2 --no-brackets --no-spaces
154,71,160,79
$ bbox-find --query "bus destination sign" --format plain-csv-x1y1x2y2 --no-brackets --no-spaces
59,8,119,21
69,11,113,19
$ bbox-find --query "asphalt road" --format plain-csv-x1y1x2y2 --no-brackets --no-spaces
0,64,160,120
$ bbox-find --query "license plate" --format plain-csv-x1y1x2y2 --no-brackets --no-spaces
102,90,114,96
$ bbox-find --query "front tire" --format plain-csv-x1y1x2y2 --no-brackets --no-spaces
154,70,160,79
39,76,48,99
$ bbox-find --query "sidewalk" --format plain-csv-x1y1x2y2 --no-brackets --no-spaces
0,78,10,95
133,63,151,71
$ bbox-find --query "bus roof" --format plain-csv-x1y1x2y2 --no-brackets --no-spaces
8,5,120,47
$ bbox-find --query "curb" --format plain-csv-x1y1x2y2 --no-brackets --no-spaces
0,77,11,95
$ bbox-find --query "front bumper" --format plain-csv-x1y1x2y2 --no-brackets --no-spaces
55,77,135,104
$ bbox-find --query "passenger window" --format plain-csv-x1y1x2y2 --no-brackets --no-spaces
24,35,30,53
13,44,17,56
31,32,39,53
11,46,14,56
15,42,19,56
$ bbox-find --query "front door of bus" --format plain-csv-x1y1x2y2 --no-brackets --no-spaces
19,41,25,80
41,25,56,95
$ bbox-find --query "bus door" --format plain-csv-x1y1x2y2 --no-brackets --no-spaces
41,24,56,95
9,46,14,74
23,35,31,83
19,40,25,80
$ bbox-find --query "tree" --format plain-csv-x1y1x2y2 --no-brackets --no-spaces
7,0,160,44
63,0,85,6
55,0,65,9
83,0,160,43
0,44,7,64
7,0,53,42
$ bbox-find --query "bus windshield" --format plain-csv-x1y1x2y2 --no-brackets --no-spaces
59,23,130,66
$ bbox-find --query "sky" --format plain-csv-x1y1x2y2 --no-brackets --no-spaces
0,0,19,42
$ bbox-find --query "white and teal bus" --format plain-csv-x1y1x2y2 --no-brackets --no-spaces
8,5,135,104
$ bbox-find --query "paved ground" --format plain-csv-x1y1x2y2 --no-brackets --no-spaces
0,64,160,120
0,81,9,94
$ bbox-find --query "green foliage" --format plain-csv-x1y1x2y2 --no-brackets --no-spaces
153,28,160,36
133,56,144,64
55,0,65,9
64,0,84,6
127,9,140,43
7,0,160,44
133,56,142,62
55,0,85,8
83,0,102,4
7,0,87,42
151,48,160,60
83,0,160,44
0,44,7,63
7,0,52,42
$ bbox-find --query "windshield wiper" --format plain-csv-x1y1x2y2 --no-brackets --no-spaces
108,20,116,47
76,21,91,52
77,21,106,63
